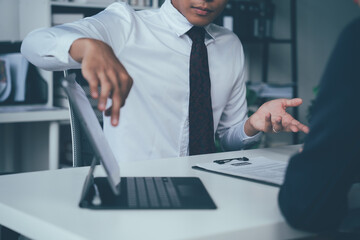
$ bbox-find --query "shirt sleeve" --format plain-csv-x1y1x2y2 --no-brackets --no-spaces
21,2,134,71
219,118,262,151
216,41,262,151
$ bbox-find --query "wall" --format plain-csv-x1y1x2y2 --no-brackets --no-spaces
297,0,359,126
0,0,20,41
247,0,359,145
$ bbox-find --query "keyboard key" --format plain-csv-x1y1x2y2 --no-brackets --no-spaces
135,178,149,208
163,178,181,208
126,177,137,208
154,178,171,208
145,177,160,208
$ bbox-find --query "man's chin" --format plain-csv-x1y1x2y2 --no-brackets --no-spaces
188,17,213,27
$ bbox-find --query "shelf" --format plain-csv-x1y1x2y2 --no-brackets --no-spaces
51,1,156,10
267,39,293,44
0,42,22,54
243,38,293,44
0,106,69,123
130,6,155,10
51,1,114,9
247,82,294,99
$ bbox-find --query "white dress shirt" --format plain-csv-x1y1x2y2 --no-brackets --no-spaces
21,0,261,162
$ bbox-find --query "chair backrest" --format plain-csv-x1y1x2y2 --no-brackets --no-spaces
63,69,103,167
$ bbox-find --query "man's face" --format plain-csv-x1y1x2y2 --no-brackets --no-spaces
171,0,228,27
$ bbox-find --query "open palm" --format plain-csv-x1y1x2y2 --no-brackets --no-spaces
249,98,309,133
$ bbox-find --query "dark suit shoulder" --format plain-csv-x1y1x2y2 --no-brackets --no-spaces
278,16,360,233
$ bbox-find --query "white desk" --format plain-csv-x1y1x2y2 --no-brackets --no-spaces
0,145,311,240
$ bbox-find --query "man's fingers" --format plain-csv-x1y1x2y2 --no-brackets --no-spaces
103,68,132,126
82,69,100,99
97,72,113,111
264,112,272,132
117,70,133,107
81,45,133,127
78,39,134,127
284,98,303,108
290,125,299,132
110,87,121,126
272,116,282,133
94,69,132,126
302,125,310,134
290,118,310,134
105,106,112,116
297,123,310,134
101,70,122,126
286,119,309,134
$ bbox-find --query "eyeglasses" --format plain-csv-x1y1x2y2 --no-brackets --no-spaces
213,157,249,164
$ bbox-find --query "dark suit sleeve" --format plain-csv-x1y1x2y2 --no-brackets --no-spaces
278,17,360,232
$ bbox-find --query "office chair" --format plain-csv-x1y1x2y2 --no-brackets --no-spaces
63,69,103,167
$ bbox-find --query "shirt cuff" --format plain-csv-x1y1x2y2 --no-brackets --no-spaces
239,119,263,143
47,29,85,65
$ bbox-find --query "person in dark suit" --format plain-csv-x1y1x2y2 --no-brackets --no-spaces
278,12,360,234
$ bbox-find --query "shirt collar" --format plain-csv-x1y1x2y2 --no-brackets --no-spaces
160,0,216,42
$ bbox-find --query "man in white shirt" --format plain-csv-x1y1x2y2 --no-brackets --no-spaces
21,0,309,162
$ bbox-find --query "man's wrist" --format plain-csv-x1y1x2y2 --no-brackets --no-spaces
244,118,260,137
69,38,93,63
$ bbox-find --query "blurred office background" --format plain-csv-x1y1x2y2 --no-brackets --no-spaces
0,0,358,173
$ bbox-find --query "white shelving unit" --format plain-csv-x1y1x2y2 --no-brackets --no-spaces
50,0,159,9
0,108,69,124
1,0,162,173
19,0,160,42
18,0,160,43
0,108,70,171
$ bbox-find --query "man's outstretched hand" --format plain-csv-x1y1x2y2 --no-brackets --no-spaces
245,98,310,136
70,38,133,126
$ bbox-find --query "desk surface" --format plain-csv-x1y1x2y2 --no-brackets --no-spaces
0,145,310,240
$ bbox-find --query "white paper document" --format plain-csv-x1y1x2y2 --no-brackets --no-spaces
194,156,288,186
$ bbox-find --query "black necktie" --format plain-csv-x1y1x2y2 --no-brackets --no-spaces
187,26,216,155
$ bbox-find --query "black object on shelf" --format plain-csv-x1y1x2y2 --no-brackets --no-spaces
215,0,275,41
51,5,104,18
0,41,48,106
0,41,22,54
